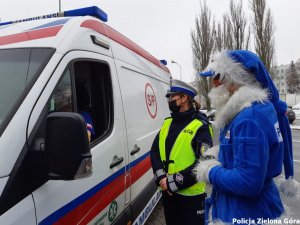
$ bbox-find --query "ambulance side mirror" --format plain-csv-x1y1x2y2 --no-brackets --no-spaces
45,112,93,180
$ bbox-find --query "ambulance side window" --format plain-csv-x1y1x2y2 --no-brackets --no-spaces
73,60,113,143
49,60,113,143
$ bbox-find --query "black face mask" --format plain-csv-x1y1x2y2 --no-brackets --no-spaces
168,100,181,113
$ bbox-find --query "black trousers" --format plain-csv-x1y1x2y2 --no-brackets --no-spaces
162,191,206,225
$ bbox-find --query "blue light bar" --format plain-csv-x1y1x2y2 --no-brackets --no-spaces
64,6,107,21
0,6,108,27
160,60,168,66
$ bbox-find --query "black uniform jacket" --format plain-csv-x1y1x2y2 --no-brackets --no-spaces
150,108,213,192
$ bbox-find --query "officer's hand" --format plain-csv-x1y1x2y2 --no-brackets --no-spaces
159,177,168,191
160,178,173,196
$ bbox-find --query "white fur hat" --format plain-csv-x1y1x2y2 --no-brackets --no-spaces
200,50,259,87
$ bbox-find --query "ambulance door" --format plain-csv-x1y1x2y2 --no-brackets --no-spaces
27,51,128,225
0,195,36,225
114,59,169,219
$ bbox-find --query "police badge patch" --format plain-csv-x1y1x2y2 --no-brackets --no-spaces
175,173,184,184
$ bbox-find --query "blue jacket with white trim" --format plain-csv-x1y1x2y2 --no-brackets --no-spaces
209,101,284,222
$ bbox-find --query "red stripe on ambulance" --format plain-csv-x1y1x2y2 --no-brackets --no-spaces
80,19,108,36
130,155,152,183
54,173,124,225
52,155,151,225
80,19,169,73
0,26,63,46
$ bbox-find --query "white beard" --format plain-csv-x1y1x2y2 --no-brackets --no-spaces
208,85,230,110
211,86,268,128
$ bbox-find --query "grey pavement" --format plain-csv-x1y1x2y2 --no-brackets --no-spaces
291,118,300,130
145,200,166,225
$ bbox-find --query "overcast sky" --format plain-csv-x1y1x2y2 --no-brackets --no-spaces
0,0,299,82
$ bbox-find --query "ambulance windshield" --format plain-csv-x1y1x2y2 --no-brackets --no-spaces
0,48,54,129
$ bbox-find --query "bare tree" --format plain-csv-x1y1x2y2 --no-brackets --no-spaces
250,0,275,73
227,0,251,50
215,15,234,51
215,0,250,51
286,61,300,93
191,1,215,110
271,65,280,90
296,58,300,73
214,23,223,52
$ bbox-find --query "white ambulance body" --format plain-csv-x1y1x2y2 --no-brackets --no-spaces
0,6,171,225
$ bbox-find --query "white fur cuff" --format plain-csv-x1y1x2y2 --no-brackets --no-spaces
194,159,220,183
278,177,300,199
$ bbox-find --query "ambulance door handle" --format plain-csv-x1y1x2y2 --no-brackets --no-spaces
130,144,140,155
110,155,124,169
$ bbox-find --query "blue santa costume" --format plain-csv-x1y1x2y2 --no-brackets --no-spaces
195,50,296,224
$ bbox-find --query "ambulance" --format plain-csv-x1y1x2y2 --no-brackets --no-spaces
0,6,171,225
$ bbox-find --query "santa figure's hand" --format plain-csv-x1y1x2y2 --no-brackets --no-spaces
194,155,220,183
278,177,300,198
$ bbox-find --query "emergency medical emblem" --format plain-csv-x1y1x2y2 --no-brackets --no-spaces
175,173,184,184
274,122,283,142
108,201,118,222
145,83,157,119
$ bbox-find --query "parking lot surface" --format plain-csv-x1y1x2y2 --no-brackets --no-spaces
145,200,166,225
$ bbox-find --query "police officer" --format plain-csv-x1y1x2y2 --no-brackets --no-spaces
150,79,213,225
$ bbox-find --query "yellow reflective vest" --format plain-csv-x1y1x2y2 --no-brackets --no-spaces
159,118,207,196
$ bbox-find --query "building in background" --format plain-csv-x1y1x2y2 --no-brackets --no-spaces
273,63,300,107
274,64,289,94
